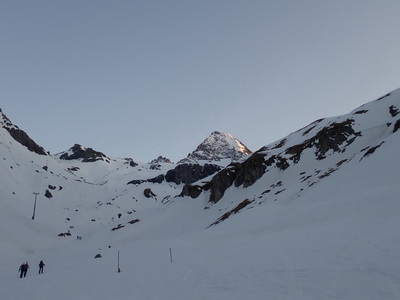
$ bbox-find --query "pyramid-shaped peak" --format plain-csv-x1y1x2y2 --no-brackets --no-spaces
179,131,252,164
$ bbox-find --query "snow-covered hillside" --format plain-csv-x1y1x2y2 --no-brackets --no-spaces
1,89,400,300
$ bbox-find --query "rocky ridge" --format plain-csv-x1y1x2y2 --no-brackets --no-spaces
180,90,400,205
0,109,47,156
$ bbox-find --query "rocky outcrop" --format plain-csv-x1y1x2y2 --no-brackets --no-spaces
234,153,267,188
59,144,109,162
208,164,240,203
149,156,173,170
144,188,156,198
179,184,205,199
7,127,47,155
285,119,360,162
0,109,47,155
165,163,222,185
183,118,364,204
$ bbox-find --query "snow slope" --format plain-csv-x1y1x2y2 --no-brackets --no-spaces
1,89,400,299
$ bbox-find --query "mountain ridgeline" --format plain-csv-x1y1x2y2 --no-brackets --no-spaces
1,90,400,300
0,89,399,227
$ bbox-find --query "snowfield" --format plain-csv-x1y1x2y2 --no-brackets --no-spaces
1,89,400,299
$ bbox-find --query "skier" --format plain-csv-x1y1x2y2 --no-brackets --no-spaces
18,263,25,278
23,262,29,277
38,260,45,274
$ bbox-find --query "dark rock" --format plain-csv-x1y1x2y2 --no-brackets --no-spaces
128,219,140,224
209,164,239,203
234,154,267,188
45,189,53,199
7,128,47,155
286,119,360,161
353,110,368,115
127,179,146,185
111,224,125,231
128,160,138,167
376,93,391,101
144,188,156,198
208,199,254,227
179,184,204,198
390,106,400,117
59,144,108,162
394,119,400,133
165,163,222,185
361,142,384,160
147,174,165,184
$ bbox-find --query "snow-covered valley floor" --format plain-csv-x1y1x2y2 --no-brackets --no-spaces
1,179,399,300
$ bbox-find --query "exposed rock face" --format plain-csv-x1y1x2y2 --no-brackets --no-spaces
394,119,400,133
182,109,386,204
234,153,268,188
0,109,47,155
59,144,109,162
179,184,205,199
209,164,240,203
128,164,222,187
7,128,48,156
178,131,251,164
165,163,222,185
285,119,360,162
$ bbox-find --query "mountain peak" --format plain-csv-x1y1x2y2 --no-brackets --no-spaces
57,144,109,162
178,131,252,164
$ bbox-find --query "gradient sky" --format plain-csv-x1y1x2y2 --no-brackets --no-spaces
1,0,400,162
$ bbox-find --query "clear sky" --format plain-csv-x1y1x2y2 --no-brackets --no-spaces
1,0,400,162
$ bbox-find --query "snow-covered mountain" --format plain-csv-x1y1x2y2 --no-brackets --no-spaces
0,89,400,300
182,91,399,205
179,131,252,164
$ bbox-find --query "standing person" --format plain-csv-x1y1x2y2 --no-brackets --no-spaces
18,263,25,278
38,260,45,274
23,262,29,277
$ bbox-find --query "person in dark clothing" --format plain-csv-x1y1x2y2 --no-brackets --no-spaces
23,262,29,277
18,263,25,278
38,260,45,274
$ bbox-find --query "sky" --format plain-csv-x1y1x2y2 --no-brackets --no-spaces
1,0,400,163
